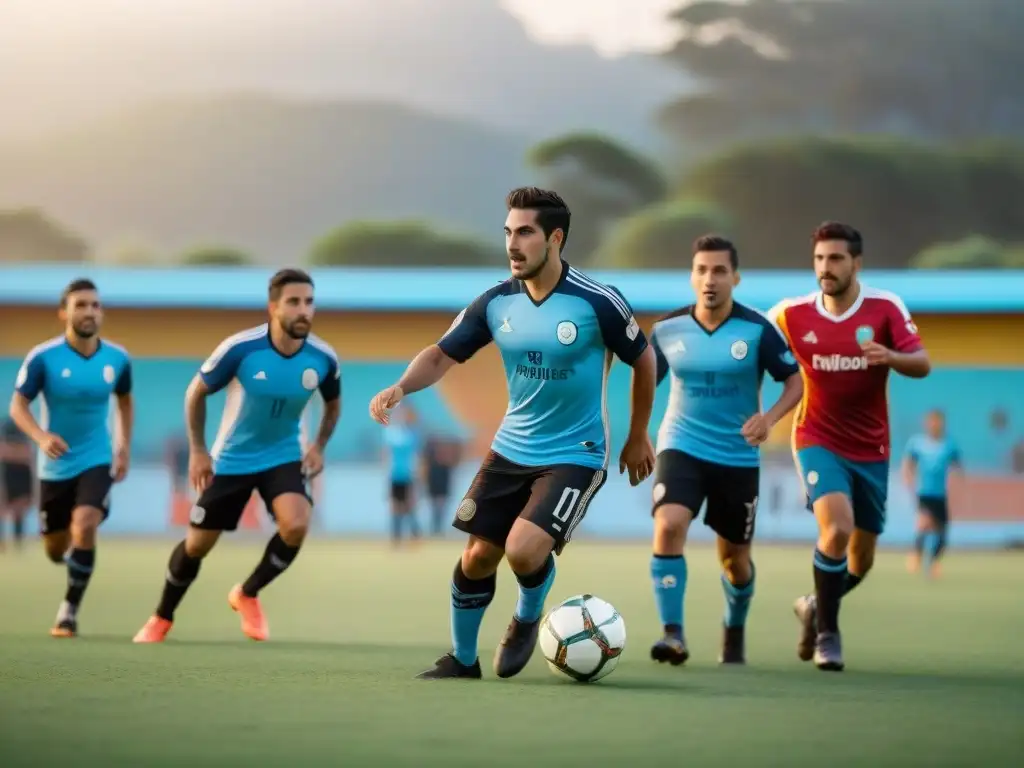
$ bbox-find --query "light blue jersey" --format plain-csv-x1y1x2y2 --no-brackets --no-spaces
905,434,960,499
437,262,648,470
652,302,798,467
200,325,341,475
14,336,132,481
385,422,420,483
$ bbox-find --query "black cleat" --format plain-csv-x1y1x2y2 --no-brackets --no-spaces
793,594,817,662
718,625,745,665
650,631,689,666
415,652,482,679
814,631,845,672
493,617,540,678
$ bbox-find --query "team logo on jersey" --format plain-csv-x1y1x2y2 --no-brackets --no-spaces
61,368,71,378
730,340,748,360
802,331,818,344
527,351,543,365
103,365,115,384
456,498,477,522
301,368,320,390
626,316,640,341
556,321,578,345
855,325,875,344
499,318,513,333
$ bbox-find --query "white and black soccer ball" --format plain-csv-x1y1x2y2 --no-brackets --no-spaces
539,594,626,683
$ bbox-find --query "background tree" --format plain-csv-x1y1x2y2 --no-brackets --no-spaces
911,236,1024,269
527,133,668,263
659,0,1024,148
309,220,501,267
179,246,254,266
0,208,89,262
598,199,733,269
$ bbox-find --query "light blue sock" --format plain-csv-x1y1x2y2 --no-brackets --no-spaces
651,554,687,631
722,563,756,628
450,564,496,666
514,555,556,623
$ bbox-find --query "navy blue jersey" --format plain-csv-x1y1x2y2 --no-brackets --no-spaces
199,325,341,475
437,262,648,470
14,336,132,481
652,302,797,467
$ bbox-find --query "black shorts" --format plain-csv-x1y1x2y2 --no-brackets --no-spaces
38,464,113,535
2,463,33,504
651,449,760,545
918,496,949,525
190,461,311,531
427,468,451,498
453,451,606,553
390,481,412,505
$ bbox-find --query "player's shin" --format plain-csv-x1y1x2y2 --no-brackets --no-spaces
512,553,555,623
651,554,687,634
63,547,95,617
722,561,755,628
156,540,202,621
813,549,847,634
930,526,948,561
241,533,301,597
450,561,496,665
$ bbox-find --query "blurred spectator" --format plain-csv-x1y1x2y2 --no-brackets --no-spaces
0,417,33,551
383,405,422,546
422,435,463,537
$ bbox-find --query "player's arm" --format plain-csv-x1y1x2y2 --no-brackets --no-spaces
873,296,931,378
757,316,804,428
650,327,670,386
314,355,343,450
598,287,656,485
112,359,134,480
901,439,918,490
186,338,246,454
8,352,66,459
370,294,493,423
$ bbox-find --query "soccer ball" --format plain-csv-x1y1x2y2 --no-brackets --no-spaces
539,594,626,682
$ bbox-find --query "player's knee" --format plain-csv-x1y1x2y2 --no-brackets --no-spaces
504,521,555,575
653,505,691,552
720,546,752,585
183,528,220,559
43,540,66,563
277,515,310,547
462,537,502,579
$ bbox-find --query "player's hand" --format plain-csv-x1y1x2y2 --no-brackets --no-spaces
861,341,892,367
39,433,69,460
189,449,214,495
112,445,130,483
369,385,404,425
302,444,325,479
619,432,655,487
741,413,771,446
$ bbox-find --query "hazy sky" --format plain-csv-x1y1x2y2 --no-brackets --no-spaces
503,0,682,56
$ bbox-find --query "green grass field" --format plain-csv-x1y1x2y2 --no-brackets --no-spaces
1,539,1022,767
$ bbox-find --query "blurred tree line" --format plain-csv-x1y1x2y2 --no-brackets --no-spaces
2,0,1023,270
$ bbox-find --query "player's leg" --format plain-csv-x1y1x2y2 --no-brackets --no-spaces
926,499,950,577
133,475,252,643
431,495,446,537
417,454,526,679
495,464,606,679
844,459,888,592
705,464,759,665
389,482,404,546
794,446,855,671
10,497,30,549
649,451,706,666
909,502,935,573
6,465,33,549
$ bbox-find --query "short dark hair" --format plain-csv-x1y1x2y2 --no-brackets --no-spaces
268,268,314,301
506,187,571,251
60,278,98,308
693,234,738,270
812,221,863,257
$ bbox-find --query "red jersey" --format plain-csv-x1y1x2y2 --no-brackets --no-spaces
770,286,923,462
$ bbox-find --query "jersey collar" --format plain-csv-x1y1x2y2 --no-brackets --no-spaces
814,283,865,323
519,259,569,308
689,301,742,336
64,336,103,360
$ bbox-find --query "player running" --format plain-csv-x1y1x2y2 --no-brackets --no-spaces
133,268,341,644
369,187,657,680
648,236,803,666
902,409,961,578
770,222,930,671
8,278,133,637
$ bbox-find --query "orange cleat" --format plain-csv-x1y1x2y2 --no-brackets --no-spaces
133,616,173,643
228,584,269,641
50,623,77,638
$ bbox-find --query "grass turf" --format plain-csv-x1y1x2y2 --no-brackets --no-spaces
1,539,1022,767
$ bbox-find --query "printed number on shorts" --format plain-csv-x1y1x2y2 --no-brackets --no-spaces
551,486,581,532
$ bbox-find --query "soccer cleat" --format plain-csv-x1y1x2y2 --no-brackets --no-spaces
416,652,483,680
50,619,77,638
493,617,541,678
813,631,845,671
133,616,173,644
793,594,817,662
718,625,746,665
228,584,269,641
650,630,689,666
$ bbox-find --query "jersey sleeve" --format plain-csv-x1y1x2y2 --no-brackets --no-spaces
881,293,923,353
597,286,648,365
948,444,962,467
650,326,670,385
318,354,342,403
114,358,133,396
14,351,46,402
757,316,800,382
436,292,494,363
199,338,247,394
766,300,793,345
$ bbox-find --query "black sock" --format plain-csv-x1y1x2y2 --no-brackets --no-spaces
914,532,926,555
813,548,847,634
931,526,948,560
843,571,863,596
64,548,96,608
515,553,555,589
241,533,300,597
156,541,202,621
